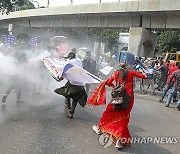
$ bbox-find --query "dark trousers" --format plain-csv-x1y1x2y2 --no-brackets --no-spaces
157,76,167,90
65,98,78,114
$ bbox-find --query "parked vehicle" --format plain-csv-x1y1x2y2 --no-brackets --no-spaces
117,51,135,70
118,51,135,64
163,52,180,64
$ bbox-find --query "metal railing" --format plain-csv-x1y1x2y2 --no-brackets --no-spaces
47,0,122,6
70,0,121,5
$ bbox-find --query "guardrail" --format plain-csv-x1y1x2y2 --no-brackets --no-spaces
45,0,123,7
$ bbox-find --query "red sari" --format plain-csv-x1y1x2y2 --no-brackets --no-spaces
95,70,146,145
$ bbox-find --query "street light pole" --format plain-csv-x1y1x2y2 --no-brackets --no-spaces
70,0,73,5
47,0,49,7
99,0,102,3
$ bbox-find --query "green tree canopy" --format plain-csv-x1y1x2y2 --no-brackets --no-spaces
85,28,128,52
157,31,180,53
0,0,35,14
85,28,121,42
0,0,14,14
18,0,35,10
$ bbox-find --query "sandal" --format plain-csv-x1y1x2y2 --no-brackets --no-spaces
92,125,102,135
115,139,123,150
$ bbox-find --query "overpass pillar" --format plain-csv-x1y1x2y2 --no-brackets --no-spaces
128,27,157,58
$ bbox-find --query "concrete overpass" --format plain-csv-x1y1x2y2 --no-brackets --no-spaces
0,0,180,57
0,0,180,29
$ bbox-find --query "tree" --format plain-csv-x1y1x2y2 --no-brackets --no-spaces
18,0,35,10
0,0,14,14
85,28,125,52
47,0,49,7
85,28,120,42
0,0,35,14
157,31,180,53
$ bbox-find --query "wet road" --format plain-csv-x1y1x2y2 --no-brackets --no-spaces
0,82,180,154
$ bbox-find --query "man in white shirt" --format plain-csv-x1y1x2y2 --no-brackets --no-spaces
54,52,87,119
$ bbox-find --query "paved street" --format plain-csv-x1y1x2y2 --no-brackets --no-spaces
0,81,179,154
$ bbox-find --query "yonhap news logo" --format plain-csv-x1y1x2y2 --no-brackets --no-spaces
121,137,178,144
98,135,178,148
99,134,113,148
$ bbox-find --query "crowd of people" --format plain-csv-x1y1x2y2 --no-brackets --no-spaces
0,39,180,151
89,57,180,150
134,56,180,110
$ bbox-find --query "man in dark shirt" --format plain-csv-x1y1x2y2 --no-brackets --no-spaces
165,62,180,110
156,61,168,91
159,62,179,102
83,51,96,94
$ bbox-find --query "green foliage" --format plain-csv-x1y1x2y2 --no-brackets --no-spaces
98,29,120,42
85,28,122,43
157,31,180,53
19,4,35,10
0,0,35,14
0,0,14,14
84,28,127,52
18,0,35,10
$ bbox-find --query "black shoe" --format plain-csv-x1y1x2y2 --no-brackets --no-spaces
165,104,169,107
67,112,73,119
177,106,180,111
173,99,178,103
2,94,7,103
151,92,155,95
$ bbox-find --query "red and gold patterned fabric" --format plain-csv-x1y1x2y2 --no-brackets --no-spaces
87,80,106,106
88,70,146,145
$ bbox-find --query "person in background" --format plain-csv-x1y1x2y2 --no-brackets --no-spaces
165,63,180,108
177,91,180,111
165,60,170,70
143,62,155,95
2,48,27,103
159,62,179,102
83,51,97,94
71,48,77,54
54,52,87,119
156,60,168,91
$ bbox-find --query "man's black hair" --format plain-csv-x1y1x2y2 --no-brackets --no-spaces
68,52,76,59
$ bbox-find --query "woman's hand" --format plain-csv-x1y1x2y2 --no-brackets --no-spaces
142,72,147,78
57,76,64,81
52,76,64,82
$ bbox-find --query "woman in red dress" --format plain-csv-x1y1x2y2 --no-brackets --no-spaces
90,63,147,150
